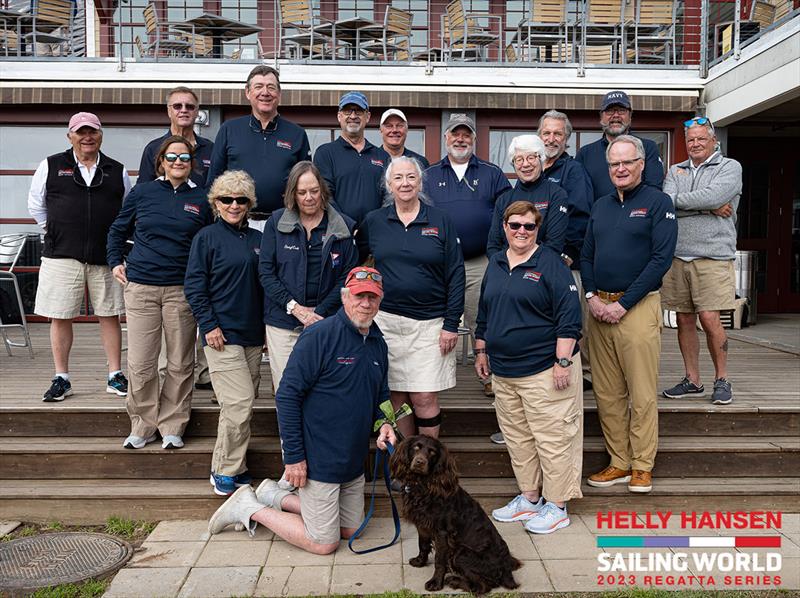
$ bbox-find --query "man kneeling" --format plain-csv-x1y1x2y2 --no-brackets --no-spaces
209,266,396,554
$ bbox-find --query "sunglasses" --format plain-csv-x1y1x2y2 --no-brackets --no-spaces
217,196,249,205
507,222,537,231
171,102,197,111
164,153,191,163
346,270,383,284
684,116,714,130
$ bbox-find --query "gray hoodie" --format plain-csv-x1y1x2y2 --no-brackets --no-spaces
663,152,742,260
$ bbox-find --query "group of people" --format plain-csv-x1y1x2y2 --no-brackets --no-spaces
29,68,742,547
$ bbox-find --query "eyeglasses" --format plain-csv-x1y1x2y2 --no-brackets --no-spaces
603,106,630,115
512,154,540,166
164,153,192,163
340,107,366,116
346,270,383,285
608,158,642,170
217,196,249,205
506,222,537,231
170,102,197,111
684,116,715,132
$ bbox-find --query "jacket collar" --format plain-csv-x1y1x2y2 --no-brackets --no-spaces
216,217,251,234
438,153,479,171
615,181,646,203
249,113,280,134
516,176,545,192
676,151,723,171
543,152,571,175
387,201,428,225
276,205,352,239
335,307,383,339
336,135,376,153
156,176,198,190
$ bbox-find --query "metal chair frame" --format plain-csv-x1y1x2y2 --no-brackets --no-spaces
0,233,34,358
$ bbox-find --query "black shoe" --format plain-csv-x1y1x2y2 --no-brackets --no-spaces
106,372,128,396
195,381,213,391
583,377,593,391
43,376,72,402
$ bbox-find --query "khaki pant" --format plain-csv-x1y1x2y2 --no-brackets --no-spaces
588,292,662,472
124,282,196,438
493,358,584,503
159,332,210,387
205,344,262,476
265,324,302,394
571,270,591,373
462,254,488,338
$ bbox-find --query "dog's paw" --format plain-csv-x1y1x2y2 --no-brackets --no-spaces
409,555,428,567
425,578,444,591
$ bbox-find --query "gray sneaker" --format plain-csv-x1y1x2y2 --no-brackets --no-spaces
662,377,705,399
490,432,505,444
711,378,733,405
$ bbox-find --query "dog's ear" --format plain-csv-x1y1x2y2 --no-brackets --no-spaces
389,436,411,480
432,440,459,496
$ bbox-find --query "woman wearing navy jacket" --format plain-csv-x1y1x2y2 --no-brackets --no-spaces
108,135,212,451
475,200,582,536
185,170,264,497
359,156,465,439
259,161,357,391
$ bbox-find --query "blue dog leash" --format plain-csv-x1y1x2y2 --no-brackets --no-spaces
348,441,401,554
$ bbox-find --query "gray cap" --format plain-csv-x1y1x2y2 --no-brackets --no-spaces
445,113,476,134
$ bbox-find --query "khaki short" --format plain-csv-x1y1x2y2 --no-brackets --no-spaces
661,258,736,313
375,311,456,393
299,475,365,545
34,257,125,319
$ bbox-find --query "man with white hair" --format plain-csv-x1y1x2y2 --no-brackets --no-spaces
661,116,741,406
377,108,429,169
581,135,676,494
423,114,511,397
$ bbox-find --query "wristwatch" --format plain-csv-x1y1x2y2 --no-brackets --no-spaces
555,357,573,368
286,299,298,315
585,291,595,300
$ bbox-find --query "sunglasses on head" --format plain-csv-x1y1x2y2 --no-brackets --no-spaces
507,222,537,231
164,152,191,163
346,270,383,284
171,102,197,111
684,116,714,130
217,196,249,205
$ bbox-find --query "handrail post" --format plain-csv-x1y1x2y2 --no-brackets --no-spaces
116,0,125,71
578,0,586,77
700,0,708,76
733,0,742,59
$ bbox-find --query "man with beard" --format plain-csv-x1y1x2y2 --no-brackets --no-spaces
424,114,511,397
314,92,387,226
207,267,397,555
576,91,664,200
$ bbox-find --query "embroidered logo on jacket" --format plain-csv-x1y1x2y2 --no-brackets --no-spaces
370,159,384,167
283,244,300,251
534,202,549,212
184,203,200,215
330,252,341,267
421,227,439,237
253,248,260,255
58,169,74,177
336,357,356,365
629,208,648,218
522,270,542,282
277,140,293,150
666,212,676,219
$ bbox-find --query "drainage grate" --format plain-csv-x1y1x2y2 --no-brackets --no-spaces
0,532,133,591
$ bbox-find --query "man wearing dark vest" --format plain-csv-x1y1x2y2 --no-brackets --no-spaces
28,112,131,402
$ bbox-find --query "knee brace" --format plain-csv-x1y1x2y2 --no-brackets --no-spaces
414,412,442,428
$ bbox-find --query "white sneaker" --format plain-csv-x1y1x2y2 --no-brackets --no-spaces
122,433,158,449
524,502,570,534
491,494,544,522
162,435,184,449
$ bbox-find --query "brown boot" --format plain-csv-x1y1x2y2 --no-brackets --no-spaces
628,470,653,493
587,465,632,488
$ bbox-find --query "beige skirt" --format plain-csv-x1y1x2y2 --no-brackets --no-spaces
374,310,457,393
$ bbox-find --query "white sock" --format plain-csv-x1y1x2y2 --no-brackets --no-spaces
108,370,122,380
55,373,69,381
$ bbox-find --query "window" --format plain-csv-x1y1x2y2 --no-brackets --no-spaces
339,0,375,20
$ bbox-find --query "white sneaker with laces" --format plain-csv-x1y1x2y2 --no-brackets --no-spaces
524,502,570,534
491,494,544,522
161,435,184,449
122,433,158,449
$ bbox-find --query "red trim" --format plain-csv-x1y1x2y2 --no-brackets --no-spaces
0,218,36,224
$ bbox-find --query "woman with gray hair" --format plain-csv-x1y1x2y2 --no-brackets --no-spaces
259,161,358,391
487,134,570,259
184,170,264,496
359,156,465,438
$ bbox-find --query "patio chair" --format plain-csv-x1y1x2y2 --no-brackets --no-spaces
143,2,192,57
582,0,626,63
538,41,576,62
25,0,73,57
438,12,483,61
358,6,413,61
277,0,333,59
515,0,571,62
0,28,18,56
629,0,677,64
182,33,213,58
0,233,34,358
582,43,617,63
445,0,500,61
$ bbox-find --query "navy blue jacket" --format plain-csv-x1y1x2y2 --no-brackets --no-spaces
580,182,678,310
184,218,264,348
313,136,387,225
576,135,664,200
259,206,358,330
107,179,213,286
476,246,581,378
423,155,511,260
360,202,465,333
486,177,569,258
376,146,430,170
206,115,311,213
137,131,214,187
276,308,389,484
543,153,594,266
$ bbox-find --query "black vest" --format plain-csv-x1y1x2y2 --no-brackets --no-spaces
43,150,126,265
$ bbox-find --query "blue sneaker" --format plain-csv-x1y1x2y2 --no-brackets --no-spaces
491,494,544,522
106,372,128,396
524,502,570,534
233,472,253,487
43,376,72,402
210,473,237,496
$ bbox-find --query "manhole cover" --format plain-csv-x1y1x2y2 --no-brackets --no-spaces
0,532,133,591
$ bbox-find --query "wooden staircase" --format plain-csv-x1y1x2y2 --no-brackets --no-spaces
1,324,798,524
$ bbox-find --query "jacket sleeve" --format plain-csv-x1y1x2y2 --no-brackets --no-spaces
315,237,358,317
298,129,312,161
474,266,490,340
184,233,220,337
275,329,321,464
372,339,391,423
137,142,156,185
313,146,336,203
205,124,228,189
562,160,594,252
643,141,665,190
443,216,466,333
486,190,508,258
579,208,597,294
672,161,743,211
493,168,513,200
541,188,568,254
619,194,678,310
549,257,582,341
107,186,139,269
258,218,294,310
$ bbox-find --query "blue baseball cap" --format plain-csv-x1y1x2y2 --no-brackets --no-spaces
338,91,369,111
600,90,631,111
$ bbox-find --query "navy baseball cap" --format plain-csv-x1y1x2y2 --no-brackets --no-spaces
338,91,369,111
600,90,632,111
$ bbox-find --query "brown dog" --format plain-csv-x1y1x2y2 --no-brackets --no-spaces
390,435,522,594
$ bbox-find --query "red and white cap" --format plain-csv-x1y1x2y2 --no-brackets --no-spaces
68,112,102,132
345,266,384,297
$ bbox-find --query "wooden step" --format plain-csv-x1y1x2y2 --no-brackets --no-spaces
2,477,798,525
2,436,797,480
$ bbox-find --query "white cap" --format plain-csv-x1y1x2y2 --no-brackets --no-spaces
380,108,407,125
